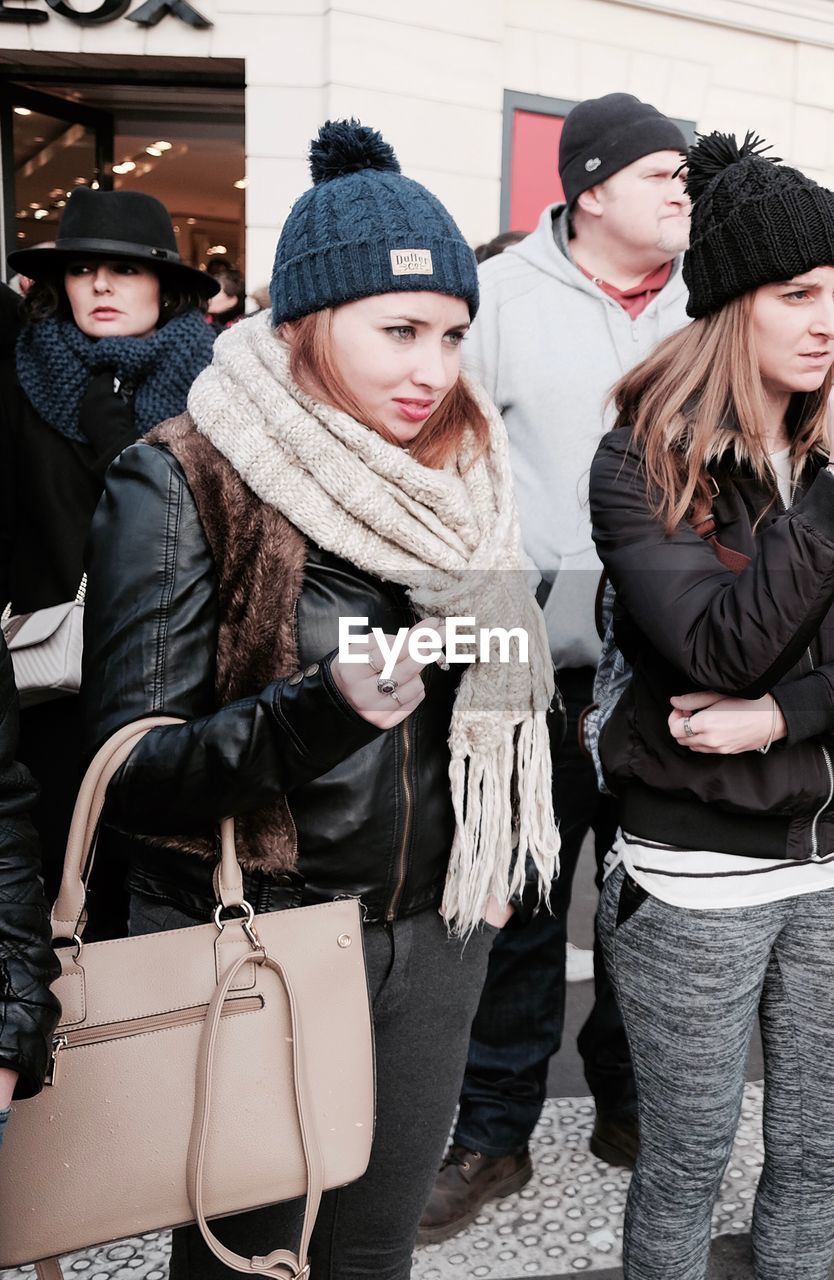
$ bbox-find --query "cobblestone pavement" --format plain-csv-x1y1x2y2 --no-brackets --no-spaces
1,1083,766,1280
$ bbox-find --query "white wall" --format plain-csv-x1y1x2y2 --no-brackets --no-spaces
5,0,834,291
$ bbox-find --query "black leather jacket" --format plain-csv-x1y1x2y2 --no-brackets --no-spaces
82,442,462,924
0,636,60,1098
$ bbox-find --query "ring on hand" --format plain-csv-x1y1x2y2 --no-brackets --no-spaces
390,691,401,704
683,716,696,738
368,654,382,674
377,676,399,696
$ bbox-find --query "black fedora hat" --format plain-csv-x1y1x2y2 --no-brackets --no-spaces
8,187,219,299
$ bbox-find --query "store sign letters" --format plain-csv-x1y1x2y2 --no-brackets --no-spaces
0,0,211,28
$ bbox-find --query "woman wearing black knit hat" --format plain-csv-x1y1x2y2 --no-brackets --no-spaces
0,188,217,934
589,134,834,1279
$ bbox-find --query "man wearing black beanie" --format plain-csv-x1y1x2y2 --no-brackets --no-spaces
420,92,692,1245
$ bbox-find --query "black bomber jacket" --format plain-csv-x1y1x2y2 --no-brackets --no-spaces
590,427,834,861
81,442,462,924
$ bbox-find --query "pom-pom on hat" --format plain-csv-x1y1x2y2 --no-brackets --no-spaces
683,130,834,318
270,119,479,325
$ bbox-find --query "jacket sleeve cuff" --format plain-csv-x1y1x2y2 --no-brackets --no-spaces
793,467,834,546
273,651,382,779
772,670,834,746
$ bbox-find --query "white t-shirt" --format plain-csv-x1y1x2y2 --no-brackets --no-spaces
606,831,834,909
604,447,834,909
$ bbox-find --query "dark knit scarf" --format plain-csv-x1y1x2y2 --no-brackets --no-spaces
15,309,215,442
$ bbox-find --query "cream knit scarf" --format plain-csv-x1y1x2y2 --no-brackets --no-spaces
188,311,559,935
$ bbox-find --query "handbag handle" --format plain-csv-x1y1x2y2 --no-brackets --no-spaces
188,948,323,1278
51,716,247,943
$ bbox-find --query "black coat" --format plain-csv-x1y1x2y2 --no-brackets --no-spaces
0,361,138,614
590,427,834,859
0,633,60,1098
82,442,461,924
0,361,140,915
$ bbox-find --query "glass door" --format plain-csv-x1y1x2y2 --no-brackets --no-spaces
0,82,114,279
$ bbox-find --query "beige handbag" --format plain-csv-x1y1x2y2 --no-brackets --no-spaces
1,576,86,708
0,717,375,1280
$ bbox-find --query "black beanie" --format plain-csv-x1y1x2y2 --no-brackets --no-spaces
683,131,834,318
558,92,687,207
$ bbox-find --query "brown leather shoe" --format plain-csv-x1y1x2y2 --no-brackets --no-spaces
589,1112,639,1169
417,1144,533,1244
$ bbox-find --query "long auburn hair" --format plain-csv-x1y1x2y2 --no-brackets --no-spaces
280,307,490,471
613,291,832,531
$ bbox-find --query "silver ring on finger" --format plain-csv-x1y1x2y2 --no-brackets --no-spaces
389,690,401,704
683,716,696,738
377,676,399,696
368,654,382,674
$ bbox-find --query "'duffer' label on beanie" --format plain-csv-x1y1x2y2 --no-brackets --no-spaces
390,248,433,275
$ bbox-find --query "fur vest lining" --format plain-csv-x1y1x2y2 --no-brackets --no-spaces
146,412,307,875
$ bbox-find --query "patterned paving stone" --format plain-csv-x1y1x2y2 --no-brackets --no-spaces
0,1085,765,1280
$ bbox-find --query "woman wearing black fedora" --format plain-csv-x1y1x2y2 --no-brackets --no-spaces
0,187,218,932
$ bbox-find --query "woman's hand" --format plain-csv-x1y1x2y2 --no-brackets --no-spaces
0,1067,17,1110
330,621,445,730
483,895,514,928
668,690,786,754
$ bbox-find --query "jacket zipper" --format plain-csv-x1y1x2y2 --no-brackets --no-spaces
47,994,263,1086
770,486,832,856
801,643,834,860
386,720,413,922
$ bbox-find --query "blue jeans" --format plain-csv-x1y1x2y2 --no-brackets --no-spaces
0,1105,9,1151
454,667,635,1157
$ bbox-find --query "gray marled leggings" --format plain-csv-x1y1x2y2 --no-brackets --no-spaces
599,864,834,1280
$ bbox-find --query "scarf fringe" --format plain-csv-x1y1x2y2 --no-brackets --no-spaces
442,709,560,938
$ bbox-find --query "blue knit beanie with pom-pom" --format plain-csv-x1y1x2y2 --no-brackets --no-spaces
270,119,479,325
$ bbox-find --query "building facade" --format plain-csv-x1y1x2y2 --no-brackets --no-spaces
2,0,834,293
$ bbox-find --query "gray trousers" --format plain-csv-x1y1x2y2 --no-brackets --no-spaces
599,864,834,1280
129,894,496,1279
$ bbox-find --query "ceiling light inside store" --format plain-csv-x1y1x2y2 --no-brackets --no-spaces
187,218,196,225
112,161,136,175
153,141,172,152
207,245,227,255
29,202,40,209
233,178,247,189
145,146,163,157
16,232,24,239
91,181,99,190
14,106,31,116
34,209,48,220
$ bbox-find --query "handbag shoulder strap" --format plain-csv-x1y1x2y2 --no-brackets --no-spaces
51,717,247,943
188,948,323,1278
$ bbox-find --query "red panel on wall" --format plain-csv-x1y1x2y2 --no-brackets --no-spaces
508,110,566,233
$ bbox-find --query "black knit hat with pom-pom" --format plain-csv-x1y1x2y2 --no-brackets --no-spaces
683,130,834,317
270,119,478,324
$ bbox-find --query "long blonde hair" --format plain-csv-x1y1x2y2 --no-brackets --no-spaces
613,292,832,530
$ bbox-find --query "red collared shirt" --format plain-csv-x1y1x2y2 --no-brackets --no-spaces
578,261,672,319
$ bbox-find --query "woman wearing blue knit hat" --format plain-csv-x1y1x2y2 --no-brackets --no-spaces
80,121,560,1275
1,188,217,937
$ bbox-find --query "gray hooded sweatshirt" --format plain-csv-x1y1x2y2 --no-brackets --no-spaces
464,203,689,669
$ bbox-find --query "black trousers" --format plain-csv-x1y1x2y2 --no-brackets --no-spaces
454,667,635,1157
129,894,497,1279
